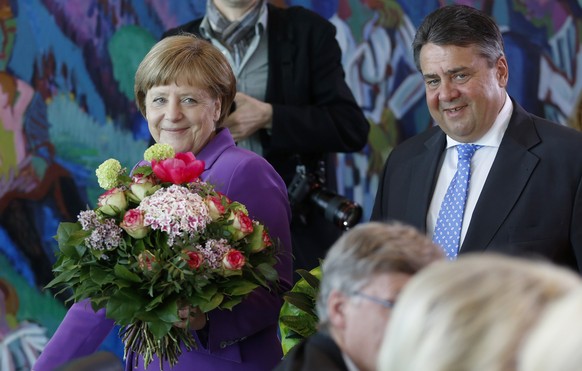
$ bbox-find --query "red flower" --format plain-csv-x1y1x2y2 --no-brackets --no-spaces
222,249,246,270
206,195,227,220
184,250,204,269
120,209,149,239
262,230,273,248
138,250,156,272
151,152,204,184
226,210,254,240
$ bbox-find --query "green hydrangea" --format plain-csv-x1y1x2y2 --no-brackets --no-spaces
144,143,175,162
96,159,122,190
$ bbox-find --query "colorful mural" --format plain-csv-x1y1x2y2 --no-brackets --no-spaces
1,0,581,367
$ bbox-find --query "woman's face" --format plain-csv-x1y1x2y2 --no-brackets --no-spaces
146,80,221,154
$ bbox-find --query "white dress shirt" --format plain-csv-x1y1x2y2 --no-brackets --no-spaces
427,93,513,250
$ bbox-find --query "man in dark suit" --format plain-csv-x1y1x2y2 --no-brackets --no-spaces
372,5,582,272
163,0,369,277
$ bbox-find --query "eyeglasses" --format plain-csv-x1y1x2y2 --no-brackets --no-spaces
352,292,395,309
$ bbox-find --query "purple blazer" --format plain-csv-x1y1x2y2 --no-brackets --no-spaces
34,129,292,371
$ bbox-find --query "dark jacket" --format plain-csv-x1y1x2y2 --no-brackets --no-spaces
273,332,349,371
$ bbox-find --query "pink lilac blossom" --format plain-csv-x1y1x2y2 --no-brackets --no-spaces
198,239,231,269
138,185,211,246
85,218,123,251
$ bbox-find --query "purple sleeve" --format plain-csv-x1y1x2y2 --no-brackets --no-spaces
204,154,293,351
33,300,115,370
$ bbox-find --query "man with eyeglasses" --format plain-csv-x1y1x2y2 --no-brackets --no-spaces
274,222,443,371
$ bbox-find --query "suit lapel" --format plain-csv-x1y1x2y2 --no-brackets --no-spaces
461,102,540,253
405,130,445,230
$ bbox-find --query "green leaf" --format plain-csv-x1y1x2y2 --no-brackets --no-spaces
153,299,179,323
113,264,142,283
256,263,279,282
219,297,243,310
144,294,165,312
147,320,173,340
106,290,147,324
197,293,223,312
226,281,259,296
57,222,82,244
283,292,316,315
44,269,80,289
295,269,320,291
280,315,317,338
90,266,114,285
57,223,90,258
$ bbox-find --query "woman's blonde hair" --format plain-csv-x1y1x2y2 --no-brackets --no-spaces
377,253,581,371
517,286,582,371
134,34,236,125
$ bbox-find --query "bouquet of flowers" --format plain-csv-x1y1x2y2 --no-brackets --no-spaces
46,144,280,369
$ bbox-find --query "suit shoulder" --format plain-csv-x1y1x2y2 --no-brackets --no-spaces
270,4,335,32
162,18,203,38
391,126,442,156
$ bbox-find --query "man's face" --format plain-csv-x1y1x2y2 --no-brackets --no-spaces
330,272,411,371
419,43,508,143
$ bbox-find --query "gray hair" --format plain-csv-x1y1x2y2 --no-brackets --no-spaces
412,5,505,71
316,222,443,329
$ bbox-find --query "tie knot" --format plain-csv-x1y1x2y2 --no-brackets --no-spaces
456,144,482,160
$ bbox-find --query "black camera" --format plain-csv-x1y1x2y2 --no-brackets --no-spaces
288,164,362,231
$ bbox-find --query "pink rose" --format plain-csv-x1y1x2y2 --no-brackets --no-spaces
120,209,149,239
127,174,159,202
184,250,204,269
222,249,246,270
206,195,227,220
138,250,156,272
247,223,272,253
226,210,254,240
97,187,127,216
151,152,205,184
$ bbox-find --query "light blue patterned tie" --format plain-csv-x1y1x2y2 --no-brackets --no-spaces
433,144,481,260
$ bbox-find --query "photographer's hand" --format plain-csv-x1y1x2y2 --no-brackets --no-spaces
222,92,273,141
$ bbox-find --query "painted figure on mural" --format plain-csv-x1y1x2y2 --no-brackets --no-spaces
0,279,49,370
330,0,426,216
0,2,86,294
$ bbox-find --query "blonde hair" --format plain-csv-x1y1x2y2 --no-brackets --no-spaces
377,253,581,371
517,287,582,371
134,34,236,124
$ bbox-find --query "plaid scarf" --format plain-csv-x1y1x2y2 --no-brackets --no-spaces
206,0,264,63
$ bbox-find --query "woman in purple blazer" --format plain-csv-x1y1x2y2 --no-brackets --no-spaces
33,34,292,371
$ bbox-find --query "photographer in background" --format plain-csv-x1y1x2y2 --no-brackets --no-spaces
163,0,369,277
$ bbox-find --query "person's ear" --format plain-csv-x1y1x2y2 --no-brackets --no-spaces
496,56,509,87
214,98,222,123
327,290,349,330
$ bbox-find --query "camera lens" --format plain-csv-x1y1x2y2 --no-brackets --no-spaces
310,189,363,230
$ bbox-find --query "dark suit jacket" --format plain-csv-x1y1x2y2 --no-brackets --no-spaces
372,99,582,272
164,4,370,273
273,332,349,371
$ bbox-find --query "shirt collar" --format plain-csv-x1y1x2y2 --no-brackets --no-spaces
445,92,513,149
